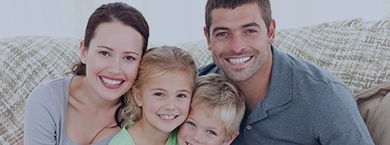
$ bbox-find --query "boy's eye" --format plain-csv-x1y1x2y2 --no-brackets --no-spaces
206,130,217,136
186,121,196,127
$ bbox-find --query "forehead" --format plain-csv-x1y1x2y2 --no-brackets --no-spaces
210,3,264,29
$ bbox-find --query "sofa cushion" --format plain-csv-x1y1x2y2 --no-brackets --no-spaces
0,36,79,144
273,18,390,94
355,82,390,145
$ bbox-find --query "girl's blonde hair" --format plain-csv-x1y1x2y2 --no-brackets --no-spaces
122,46,198,122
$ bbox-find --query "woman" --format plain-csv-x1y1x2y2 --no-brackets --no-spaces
23,2,149,144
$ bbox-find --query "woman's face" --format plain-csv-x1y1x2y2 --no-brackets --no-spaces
81,21,144,101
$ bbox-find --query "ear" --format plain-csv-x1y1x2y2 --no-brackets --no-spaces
222,131,239,145
267,19,276,44
79,40,88,64
203,26,212,50
132,86,143,107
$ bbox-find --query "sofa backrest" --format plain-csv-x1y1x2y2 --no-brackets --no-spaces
1,17,389,145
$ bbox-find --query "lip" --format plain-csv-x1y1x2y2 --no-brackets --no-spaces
100,76,124,89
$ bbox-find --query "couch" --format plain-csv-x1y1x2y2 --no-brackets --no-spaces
1,18,389,145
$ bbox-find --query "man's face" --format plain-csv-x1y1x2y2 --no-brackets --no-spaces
205,3,275,83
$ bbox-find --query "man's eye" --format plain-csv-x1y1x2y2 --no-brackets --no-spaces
246,29,257,33
216,32,228,37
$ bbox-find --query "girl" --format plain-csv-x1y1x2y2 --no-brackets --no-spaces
109,46,198,145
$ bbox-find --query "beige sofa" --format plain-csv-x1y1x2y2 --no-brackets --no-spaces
1,18,389,145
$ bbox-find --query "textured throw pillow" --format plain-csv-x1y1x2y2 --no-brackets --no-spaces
273,18,390,94
355,82,390,145
0,36,79,144
174,40,212,68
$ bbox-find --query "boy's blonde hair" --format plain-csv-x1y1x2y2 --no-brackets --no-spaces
122,46,198,122
192,73,245,139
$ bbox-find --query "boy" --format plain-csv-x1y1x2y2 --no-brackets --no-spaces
178,74,245,145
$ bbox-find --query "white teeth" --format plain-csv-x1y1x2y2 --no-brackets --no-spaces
101,77,121,86
159,114,175,120
228,57,250,64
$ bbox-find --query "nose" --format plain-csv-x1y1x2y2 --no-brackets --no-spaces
163,97,176,111
228,34,245,53
107,58,121,75
191,129,204,144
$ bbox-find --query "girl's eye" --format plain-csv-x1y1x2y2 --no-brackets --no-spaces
177,93,188,98
99,51,109,56
153,92,164,97
206,130,217,136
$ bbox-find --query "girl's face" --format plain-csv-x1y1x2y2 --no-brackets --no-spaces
81,21,143,101
133,71,193,133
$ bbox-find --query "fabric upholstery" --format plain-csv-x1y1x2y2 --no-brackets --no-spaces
1,17,390,144
273,18,390,94
355,82,390,145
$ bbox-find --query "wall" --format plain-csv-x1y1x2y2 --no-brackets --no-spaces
0,0,389,45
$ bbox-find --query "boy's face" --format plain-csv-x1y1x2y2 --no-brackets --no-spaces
178,107,237,145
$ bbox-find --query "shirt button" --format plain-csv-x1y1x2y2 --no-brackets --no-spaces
246,126,252,130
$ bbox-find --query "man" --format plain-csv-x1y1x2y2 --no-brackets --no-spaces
199,0,374,144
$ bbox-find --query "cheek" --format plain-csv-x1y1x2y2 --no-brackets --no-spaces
180,100,191,114
124,64,139,81
178,123,191,136
85,59,105,74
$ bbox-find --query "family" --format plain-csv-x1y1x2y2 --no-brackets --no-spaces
22,0,376,145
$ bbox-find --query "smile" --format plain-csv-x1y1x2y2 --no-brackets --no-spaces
228,56,251,64
159,114,177,120
101,77,123,86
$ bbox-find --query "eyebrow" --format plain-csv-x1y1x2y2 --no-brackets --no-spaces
151,87,191,93
212,22,261,34
242,22,261,28
97,45,140,55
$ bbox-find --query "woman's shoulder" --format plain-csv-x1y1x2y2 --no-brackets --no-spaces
27,76,73,104
38,76,73,87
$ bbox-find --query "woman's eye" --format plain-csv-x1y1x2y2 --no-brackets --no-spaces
99,51,109,56
124,56,135,61
206,130,217,136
